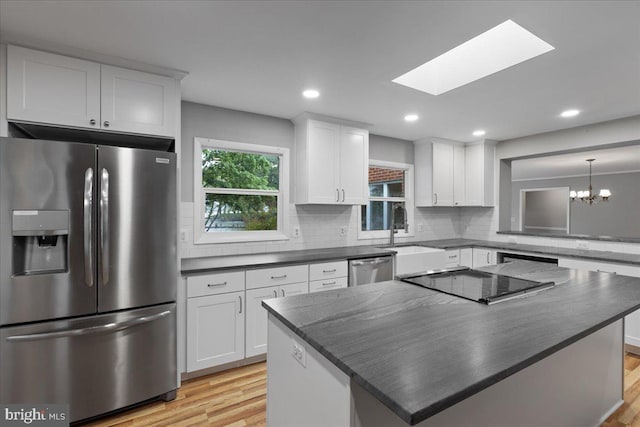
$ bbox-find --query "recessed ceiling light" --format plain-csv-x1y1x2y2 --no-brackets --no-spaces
404,114,419,122
392,20,555,96
302,89,320,99
560,109,580,118
472,130,486,137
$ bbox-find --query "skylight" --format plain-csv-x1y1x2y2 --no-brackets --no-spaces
392,20,554,96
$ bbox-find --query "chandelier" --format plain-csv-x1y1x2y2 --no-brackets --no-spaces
569,159,611,205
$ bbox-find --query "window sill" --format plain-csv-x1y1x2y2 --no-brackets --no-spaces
194,232,289,245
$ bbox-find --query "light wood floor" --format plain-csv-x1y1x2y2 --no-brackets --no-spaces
82,362,266,427
82,353,640,426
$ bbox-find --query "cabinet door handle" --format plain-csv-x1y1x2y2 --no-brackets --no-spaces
271,274,287,280
322,281,337,286
238,296,243,314
487,252,490,264
434,193,438,205
322,269,337,273
207,281,227,287
273,290,278,298
103,120,110,128
281,289,285,297
336,188,340,202
342,189,345,202
89,119,96,126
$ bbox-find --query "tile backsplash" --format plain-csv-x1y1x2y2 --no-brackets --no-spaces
180,202,462,258
180,203,639,259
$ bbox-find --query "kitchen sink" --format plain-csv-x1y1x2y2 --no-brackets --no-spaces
383,246,446,276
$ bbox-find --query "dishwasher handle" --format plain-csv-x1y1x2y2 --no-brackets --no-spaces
350,258,392,267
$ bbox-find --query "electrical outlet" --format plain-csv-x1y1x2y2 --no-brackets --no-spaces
417,223,424,232
507,236,517,243
340,226,347,236
292,341,306,367
180,229,188,242
293,227,300,238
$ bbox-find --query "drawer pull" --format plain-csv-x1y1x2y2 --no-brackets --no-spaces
207,281,227,287
273,290,278,298
281,289,285,297
448,255,457,259
322,281,337,286
322,269,337,273
271,274,287,279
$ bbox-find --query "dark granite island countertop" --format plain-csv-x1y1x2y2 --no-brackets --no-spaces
262,261,640,425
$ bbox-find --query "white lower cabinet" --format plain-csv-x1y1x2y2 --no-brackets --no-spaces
309,260,348,293
460,248,473,268
245,281,309,358
444,250,460,268
186,291,245,372
310,277,348,293
472,248,496,268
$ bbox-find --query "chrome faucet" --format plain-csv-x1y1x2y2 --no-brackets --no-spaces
389,203,407,247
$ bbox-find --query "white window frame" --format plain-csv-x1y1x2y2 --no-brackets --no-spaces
358,160,414,240
193,137,289,244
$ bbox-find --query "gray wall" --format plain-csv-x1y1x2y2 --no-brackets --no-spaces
511,172,640,238
369,134,414,164
181,101,294,202
181,101,416,201
522,189,568,231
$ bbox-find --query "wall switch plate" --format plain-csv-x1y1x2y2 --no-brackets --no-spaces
180,229,188,242
293,227,301,238
339,226,347,236
417,223,424,232
292,341,306,367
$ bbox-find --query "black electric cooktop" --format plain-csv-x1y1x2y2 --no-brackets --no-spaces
401,267,555,304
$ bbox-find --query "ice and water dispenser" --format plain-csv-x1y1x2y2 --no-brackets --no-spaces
12,210,69,276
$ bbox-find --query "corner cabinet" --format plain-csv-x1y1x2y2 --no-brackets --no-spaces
293,115,369,205
7,45,177,138
415,139,495,207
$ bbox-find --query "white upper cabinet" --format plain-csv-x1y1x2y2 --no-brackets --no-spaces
294,115,369,205
339,126,369,204
431,142,455,206
7,45,177,138
415,139,495,207
100,65,176,137
7,45,101,130
464,142,496,206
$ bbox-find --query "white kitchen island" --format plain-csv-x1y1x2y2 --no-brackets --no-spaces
262,263,636,426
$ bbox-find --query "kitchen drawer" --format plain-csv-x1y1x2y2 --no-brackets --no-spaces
187,271,245,298
309,261,348,281
309,277,348,293
444,250,460,267
246,264,308,290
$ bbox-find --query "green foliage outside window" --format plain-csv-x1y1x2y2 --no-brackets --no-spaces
202,149,280,232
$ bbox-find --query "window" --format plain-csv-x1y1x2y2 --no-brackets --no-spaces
194,137,289,244
359,160,414,240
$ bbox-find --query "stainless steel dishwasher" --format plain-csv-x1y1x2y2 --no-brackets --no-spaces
348,256,394,286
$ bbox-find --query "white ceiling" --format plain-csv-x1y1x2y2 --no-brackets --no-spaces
512,145,640,180
1,0,639,143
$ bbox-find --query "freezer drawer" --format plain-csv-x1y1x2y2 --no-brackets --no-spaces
0,303,177,423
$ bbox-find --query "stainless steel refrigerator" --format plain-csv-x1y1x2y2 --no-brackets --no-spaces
0,137,177,423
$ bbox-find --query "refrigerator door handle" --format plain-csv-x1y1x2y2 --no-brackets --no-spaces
84,168,94,287
5,310,171,342
100,168,110,285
